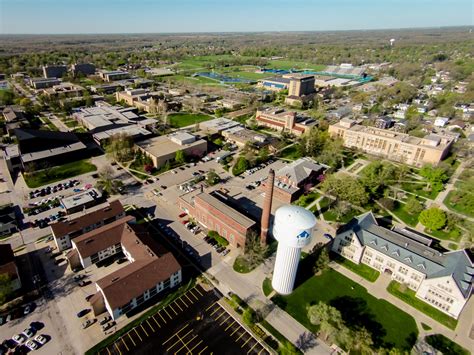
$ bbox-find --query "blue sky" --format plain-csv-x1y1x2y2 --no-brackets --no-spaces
0,0,472,34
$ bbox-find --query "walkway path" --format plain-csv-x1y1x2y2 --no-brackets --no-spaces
330,262,474,351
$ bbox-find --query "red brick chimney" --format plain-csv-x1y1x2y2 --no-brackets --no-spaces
260,169,275,246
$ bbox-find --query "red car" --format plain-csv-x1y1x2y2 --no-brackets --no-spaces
181,219,189,225
178,213,187,218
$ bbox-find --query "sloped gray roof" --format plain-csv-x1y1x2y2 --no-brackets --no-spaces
346,212,473,299
275,157,325,185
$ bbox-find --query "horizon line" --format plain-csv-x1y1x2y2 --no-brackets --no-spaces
0,25,472,36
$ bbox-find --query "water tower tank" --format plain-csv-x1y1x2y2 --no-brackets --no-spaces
271,205,316,295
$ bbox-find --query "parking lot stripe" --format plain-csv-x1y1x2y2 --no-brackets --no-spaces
134,328,142,341
198,346,208,354
247,341,258,353
121,338,130,352
241,336,252,348
163,324,189,345
214,309,226,320
145,318,155,332
166,329,193,351
219,314,231,326
184,293,194,304
236,331,246,341
168,303,178,315
225,320,236,331
209,305,221,316
173,334,197,354
114,342,122,355
127,332,136,346
230,325,241,336
188,289,199,300
106,346,111,355
163,307,173,319
151,315,161,328
177,297,188,308
187,339,203,353
258,348,266,355
140,323,149,337
173,299,183,312
157,311,167,323
193,286,204,296
205,301,217,311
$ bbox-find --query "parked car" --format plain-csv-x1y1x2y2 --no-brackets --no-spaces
25,340,38,351
23,304,33,315
82,319,94,329
221,249,230,256
34,335,47,346
78,280,91,287
99,315,111,325
22,327,35,338
323,233,333,240
101,321,115,332
11,334,26,345
73,274,85,281
178,212,187,218
85,295,94,302
76,309,90,318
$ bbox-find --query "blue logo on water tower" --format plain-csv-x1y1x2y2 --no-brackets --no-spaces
296,230,310,240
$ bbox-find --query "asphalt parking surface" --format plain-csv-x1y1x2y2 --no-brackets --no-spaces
100,284,269,355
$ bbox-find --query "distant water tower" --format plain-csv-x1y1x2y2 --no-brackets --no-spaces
271,205,316,295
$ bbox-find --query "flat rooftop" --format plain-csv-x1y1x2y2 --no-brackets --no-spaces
61,188,101,210
137,134,206,158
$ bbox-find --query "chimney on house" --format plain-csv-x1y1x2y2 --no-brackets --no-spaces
260,169,275,246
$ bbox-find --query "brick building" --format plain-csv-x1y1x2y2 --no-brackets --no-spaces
178,191,256,248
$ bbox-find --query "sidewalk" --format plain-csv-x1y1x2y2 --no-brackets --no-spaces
330,262,474,351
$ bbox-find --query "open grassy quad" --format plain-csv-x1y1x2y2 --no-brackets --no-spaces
24,159,97,188
170,74,224,86
267,59,326,71
278,144,303,160
387,281,457,330
391,200,420,227
293,191,320,208
331,253,380,282
167,112,214,128
272,269,418,350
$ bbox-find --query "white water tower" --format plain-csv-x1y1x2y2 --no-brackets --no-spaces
271,205,316,295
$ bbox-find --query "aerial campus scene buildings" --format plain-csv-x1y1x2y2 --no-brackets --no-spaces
0,1,473,355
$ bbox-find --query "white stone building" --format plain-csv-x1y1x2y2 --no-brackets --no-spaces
332,212,473,319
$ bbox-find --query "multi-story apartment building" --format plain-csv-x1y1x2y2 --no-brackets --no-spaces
256,107,316,136
99,70,129,82
50,200,126,251
71,63,96,76
42,65,67,78
328,118,453,166
332,212,473,319
178,191,256,248
285,75,316,106
67,216,181,320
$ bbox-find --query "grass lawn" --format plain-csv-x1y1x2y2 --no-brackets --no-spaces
279,145,303,160
262,277,273,297
167,112,213,128
387,281,457,330
24,160,97,188
267,60,326,71
391,201,420,227
424,227,462,243
425,334,470,355
272,269,418,350
330,253,380,282
444,190,474,218
293,191,320,208
323,207,359,224
401,182,440,200
233,255,254,274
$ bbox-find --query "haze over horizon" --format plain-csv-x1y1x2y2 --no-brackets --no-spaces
1,0,472,35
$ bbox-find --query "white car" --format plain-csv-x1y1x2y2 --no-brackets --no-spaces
34,334,47,345
25,340,39,351
22,327,35,338
12,334,26,344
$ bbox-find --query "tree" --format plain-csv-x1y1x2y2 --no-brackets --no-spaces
321,174,368,206
419,164,448,192
313,248,329,275
405,197,423,215
232,157,250,176
359,161,398,197
318,138,344,169
206,169,220,186
350,328,374,355
0,90,15,106
307,302,344,341
242,231,268,269
0,274,12,305
96,166,123,195
105,133,134,163
378,197,395,211
419,207,446,231
175,150,186,164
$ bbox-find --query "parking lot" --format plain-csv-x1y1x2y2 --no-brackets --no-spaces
99,284,269,355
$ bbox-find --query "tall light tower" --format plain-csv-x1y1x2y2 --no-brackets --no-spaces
271,205,316,295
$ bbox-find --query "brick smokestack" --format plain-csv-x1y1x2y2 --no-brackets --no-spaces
260,169,275,246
